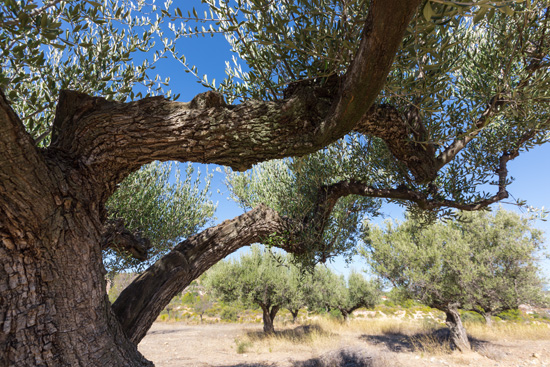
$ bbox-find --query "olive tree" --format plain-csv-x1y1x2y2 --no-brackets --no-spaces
2,0,550,365
205,246,304,333
307,267,381,320
362,209,546,352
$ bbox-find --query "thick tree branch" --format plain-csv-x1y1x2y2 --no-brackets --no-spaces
354,104,437,183
322,0,423,141
47,0,427,192
0,89,53,226
112,204,291,344
101,219,151,261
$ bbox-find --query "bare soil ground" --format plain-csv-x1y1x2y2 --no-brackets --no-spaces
139,322,550,367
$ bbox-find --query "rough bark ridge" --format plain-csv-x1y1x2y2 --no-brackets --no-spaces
445,304,471,352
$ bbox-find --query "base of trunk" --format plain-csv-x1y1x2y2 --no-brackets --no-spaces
445,306,471,352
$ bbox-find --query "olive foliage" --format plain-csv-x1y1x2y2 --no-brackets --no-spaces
203,0,550,220
225,139,382,266
205,245,307,332
362,209,547,318
104,162,216,275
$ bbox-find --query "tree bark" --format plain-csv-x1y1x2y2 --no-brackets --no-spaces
112,204,289,344
482,313,494,327
445,305,471,352
260,304,280,334
289,309,300,323
341,309,350,321
1,90,153,366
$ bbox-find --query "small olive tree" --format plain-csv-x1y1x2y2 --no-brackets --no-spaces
307,267,381,321
362,209,546,352
205,245,305,333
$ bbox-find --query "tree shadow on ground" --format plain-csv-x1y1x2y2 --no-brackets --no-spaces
244,324,333,343
146,327,190,336
215,347,382,367
361,327,490,353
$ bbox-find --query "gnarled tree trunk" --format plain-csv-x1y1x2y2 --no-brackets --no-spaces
289,309,300,323
260,304,280,334
444,304,471,352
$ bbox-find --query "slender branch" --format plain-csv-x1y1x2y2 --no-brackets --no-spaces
0,0,65,27
320,131,538,216
435,94,506,169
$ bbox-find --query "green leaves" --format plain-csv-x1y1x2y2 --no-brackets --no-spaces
205,245,300,310
1,0,189,144
104,162,216,275
225,137,382,267
363,209,546,312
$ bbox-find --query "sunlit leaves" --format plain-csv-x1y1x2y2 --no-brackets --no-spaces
362,209,547,311
225,138,382,267
103,162,216,275
1,0,185,144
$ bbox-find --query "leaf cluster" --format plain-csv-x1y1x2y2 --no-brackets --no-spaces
104,162,216,275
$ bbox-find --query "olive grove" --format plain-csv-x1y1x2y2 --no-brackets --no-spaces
1,0,549,365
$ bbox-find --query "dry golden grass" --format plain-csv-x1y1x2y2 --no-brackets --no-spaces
237,316,550,358
465,321,550,341
235,323,337,354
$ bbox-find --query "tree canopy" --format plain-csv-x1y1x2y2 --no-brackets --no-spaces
206,245,304,333
306,266,381,320
362,208,547,351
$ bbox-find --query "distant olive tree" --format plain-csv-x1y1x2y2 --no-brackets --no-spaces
205,246,305,333
307,267,382,321
362,209,546,352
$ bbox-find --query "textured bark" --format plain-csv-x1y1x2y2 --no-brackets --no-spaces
101,219,152,261
112,205,290,344
482,313,494,327
260,304,280,334
0,91,152,366
445,305,471,352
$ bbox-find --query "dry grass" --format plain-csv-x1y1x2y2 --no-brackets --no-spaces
465,321,550,341
229,316,550,361
237,324,336,353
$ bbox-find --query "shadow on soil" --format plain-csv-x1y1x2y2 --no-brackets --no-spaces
361,327,489,353
215,347,382,367
147,328,190,336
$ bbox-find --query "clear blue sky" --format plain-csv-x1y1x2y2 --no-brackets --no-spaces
151,5,550,280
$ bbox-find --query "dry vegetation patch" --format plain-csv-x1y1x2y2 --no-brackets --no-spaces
140,317,550,367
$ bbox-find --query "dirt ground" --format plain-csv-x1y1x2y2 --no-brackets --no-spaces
139,322,550,367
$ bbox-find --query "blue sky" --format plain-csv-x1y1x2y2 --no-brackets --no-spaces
148,6,550,280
